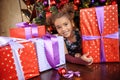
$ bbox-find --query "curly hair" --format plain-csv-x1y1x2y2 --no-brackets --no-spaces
46,3,75,29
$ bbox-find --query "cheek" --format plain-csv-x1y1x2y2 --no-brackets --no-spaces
56,29,62,35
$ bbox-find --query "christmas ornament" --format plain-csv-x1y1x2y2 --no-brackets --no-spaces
43,0,48,7
91,0,95,3
50,0,56,6
74,0,80,5
58,68,67,76
74,4,78,11
99,0,106,3
46,11,51,18
60,0,69,6
111,0,117,5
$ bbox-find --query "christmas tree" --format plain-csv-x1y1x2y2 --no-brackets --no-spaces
22,0,120,32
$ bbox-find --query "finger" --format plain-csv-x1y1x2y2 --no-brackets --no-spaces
88,56,93,59
83,52,89,57
88,58,93,65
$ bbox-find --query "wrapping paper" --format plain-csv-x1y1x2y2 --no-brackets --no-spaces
10,22,46,39
0,37,39,80
80,4,119,63
31,34,66,72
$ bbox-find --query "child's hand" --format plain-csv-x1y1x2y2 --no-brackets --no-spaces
80,52,93,65
75,53,81,58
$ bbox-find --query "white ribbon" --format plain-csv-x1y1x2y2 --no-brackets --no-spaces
0,37,25,80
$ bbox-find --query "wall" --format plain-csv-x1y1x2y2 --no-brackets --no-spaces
0,0,28,36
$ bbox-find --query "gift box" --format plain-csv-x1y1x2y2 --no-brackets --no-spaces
10,22,46,39
80,4,119,63
0,37,39,80
31,34,66,72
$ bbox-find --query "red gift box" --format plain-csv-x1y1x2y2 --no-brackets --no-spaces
0,38,39,80
10,22,46,39
80,4,119,63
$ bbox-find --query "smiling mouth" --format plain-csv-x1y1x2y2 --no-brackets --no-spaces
63,31,69,35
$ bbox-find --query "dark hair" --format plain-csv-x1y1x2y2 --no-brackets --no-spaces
46,3,75,29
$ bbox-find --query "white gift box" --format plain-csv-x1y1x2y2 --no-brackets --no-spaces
32,36,66,72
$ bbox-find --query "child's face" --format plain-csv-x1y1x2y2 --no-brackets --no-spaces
54,16,74,38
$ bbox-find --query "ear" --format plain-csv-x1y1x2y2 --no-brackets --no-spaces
71,20,75,28
71,20,76,29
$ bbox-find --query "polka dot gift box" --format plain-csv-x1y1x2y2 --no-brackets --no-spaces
10,22,46,39
0,37,39,80
80,4,119,63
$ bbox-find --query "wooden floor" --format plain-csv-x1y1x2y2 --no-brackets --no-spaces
29,62,120,80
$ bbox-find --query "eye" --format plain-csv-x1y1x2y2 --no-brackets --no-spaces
64,23,68,26
56,26,61,29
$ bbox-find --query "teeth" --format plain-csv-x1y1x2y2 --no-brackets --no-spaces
63,31,68,35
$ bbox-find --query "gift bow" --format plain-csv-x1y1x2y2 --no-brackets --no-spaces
0,37,25,80
82,6,118,62
63,71,80,78
16,22,39,39
0,37,13,46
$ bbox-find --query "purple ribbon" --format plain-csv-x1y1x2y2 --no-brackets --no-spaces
16,22,39,39
30,24,39,37
82,7,118,62
16,22,29,28
91,0,94,3
42,33,60,68
63,71,80,78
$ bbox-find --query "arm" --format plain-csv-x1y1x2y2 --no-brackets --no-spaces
64,42,93,65
65,54,89,65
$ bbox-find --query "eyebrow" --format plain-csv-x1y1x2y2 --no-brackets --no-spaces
55,25,61,28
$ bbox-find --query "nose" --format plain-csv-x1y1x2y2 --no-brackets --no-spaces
61,26,66,31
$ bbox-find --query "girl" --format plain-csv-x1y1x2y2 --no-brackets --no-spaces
47,3,93,65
